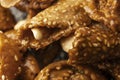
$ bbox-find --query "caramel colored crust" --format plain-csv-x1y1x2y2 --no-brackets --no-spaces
68,24,120,64
81,0,120,32
35,61,106,80
0,5,15,31
0,33,22,80
22,0,91,29
17,0,91,49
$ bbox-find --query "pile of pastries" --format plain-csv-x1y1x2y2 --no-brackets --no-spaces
0,0,120,80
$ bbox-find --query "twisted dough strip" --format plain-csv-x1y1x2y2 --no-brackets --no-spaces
69,24,120,64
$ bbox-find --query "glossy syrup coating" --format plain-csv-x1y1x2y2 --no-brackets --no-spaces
22,0,91,29
80,0,120,32
17,0,91,49
0,0,20,8
0,5,16,31
35,61,107,80
0,33,22,80
68,24,120,64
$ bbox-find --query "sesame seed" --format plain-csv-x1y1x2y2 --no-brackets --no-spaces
18,67,22,72
43,18,47,23
92,43,99,47
56,66,61,70
52,21,56,25
75,52,79,56
104,39,107,45
96,37,102,41
102,34,107,38
76,33,81,37
46,69,49,72
14,55,18,61
88,42,92,47
47,21,51,25
107,42,110,47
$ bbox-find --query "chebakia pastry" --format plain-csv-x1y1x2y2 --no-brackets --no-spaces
80,0,120,32
0,5,15,31
35,61,107,80
0,0,120,80
68,24,120,64
0,33,22,80
17,0,91,49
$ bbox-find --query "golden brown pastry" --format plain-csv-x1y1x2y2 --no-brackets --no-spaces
0,5,15,31
17,0,91,49
35,60,107,80
68,24,120,64
0,33,22,80
21,0,91,29
5,29,62,66
80,0,120,32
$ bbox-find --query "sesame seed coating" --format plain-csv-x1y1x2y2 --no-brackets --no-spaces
68,24,120,64
35,61,107,80
81,0,120,32
17,0,91,49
